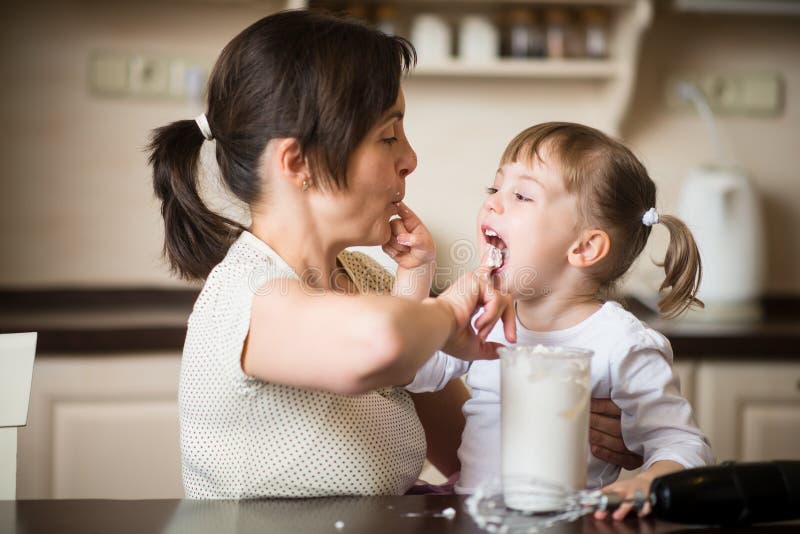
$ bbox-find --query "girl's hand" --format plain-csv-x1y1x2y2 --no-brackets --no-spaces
383,202,436,269
386,203,437,301
594,461,683,521
435,251,516,361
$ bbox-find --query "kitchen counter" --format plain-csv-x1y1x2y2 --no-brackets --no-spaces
2,495,799,534
1,289,798,358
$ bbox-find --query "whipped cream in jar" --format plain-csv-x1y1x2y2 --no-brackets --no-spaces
499,344,593,512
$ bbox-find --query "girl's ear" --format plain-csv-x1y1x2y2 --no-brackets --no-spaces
567,229,611,268
273,138,311,188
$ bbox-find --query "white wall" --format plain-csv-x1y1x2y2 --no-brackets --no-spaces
1,1,798,295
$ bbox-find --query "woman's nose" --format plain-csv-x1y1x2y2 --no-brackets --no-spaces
399,139,417,179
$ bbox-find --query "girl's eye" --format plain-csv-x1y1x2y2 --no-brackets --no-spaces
485,186,498,195
382,137,398,146
515,192,533,202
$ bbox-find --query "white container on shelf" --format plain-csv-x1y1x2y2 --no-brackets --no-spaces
458,15,500,62
410,14,452,63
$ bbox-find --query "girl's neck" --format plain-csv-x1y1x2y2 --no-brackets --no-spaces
515,289,603,332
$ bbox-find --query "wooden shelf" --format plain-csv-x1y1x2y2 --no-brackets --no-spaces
412,58,620,79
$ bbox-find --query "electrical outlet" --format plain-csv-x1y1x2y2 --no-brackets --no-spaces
665,72,783,116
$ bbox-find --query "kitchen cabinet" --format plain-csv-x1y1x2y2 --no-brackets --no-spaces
16,354,184,499
694,360,800,462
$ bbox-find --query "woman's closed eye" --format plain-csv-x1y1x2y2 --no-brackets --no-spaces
382,136,399,146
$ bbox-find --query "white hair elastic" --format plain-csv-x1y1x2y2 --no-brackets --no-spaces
194,113,213,141
642,207,659,227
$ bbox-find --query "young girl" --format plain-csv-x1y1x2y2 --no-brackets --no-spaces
147,10,514,499
404,122,714,519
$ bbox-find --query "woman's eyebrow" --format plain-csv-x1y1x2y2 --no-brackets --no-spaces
381,110,404,124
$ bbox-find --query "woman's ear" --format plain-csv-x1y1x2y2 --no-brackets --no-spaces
273,138,311,189
567,229,610,268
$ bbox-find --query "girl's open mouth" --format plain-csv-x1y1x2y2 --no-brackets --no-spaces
482,225,509,272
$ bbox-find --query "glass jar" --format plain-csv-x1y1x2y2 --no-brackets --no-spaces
374,4,400,36
582,8,609,59
544,7,568,59
506,8,545,58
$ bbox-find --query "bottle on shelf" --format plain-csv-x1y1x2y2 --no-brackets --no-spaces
505,7,545,59
374,4,400,36
544,7,568,59
344,3,369,21
565,9,586,58
582,8,610,59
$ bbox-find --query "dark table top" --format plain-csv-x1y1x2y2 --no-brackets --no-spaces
2,496,800,534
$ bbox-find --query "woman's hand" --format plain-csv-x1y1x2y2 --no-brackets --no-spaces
385,202,437,301
594,461,683,521
590,399,644,471
435,252,516,361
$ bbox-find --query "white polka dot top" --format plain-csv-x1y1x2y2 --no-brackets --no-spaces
179,231,426,499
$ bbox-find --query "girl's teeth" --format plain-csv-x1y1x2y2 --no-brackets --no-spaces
485,229,498,237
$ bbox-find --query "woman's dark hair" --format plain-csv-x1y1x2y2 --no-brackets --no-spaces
148,10,416,280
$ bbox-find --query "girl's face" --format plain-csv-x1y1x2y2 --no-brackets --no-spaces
477,151,580,298
325,90,417,247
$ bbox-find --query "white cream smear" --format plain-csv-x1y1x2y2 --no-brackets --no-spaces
484,244,503,269
500,344,592,513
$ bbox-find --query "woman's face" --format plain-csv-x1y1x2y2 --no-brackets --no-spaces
322,90,417,247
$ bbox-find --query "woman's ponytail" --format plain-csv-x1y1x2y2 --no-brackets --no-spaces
655,214,704,319
147,120,243,281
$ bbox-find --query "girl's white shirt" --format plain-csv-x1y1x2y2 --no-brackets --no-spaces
407,301,714,493
180,231,426,498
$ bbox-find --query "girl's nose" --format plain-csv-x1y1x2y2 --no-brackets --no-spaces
485,190,504,214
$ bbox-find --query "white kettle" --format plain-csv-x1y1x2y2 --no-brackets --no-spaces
677,164,765,320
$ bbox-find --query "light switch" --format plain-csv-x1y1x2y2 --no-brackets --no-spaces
89,53,128,94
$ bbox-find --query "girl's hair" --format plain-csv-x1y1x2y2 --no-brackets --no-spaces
147,10,416,280
501,122,703,319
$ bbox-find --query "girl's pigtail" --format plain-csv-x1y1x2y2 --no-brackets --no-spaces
147,120,244,281
655,214,704,319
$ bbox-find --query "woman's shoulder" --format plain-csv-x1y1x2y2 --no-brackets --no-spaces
338,249,395,294
190,232,296,317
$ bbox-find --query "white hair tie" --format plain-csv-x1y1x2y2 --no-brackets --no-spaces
642,207,659,227
194,113,213,141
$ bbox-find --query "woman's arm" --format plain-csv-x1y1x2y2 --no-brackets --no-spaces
243,279,453,395
243,267,509,396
